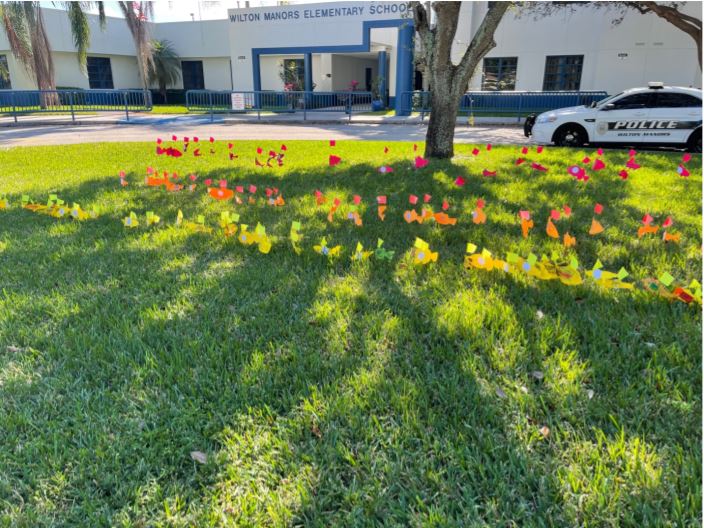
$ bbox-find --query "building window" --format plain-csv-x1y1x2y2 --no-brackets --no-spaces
0,55,10,89
182,60,205,90
543,55,583,91
87,57,114,89
482,57,517,91
281,59,304,90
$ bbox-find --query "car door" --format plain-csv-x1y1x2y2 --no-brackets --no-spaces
647,92,702,144
594,92,654,144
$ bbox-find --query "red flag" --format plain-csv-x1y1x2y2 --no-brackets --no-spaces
482,169,496,177
618,170,629,180
454,176,465,187
515,158,525,166
329,155,342,166
423,194,432,203
531,162,548,171
377,195,387,204
594,203,603,215
592,158,606,171
521,146,528,155
409,194,418,205
414,156,428,169
249,185,257,194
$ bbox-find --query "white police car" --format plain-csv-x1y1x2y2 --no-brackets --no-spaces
525,83,702,152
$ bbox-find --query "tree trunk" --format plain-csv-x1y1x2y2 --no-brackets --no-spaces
425,87,460,158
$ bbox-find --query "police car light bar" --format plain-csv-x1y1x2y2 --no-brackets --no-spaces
648,82,665,89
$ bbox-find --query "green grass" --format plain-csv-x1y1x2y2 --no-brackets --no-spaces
0,141,701,526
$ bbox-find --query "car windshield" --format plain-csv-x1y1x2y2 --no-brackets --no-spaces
594,92,623,107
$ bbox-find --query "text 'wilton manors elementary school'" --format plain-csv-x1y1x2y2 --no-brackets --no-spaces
229,4,410,24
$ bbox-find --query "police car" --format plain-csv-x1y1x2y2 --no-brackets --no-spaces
525,83,702,152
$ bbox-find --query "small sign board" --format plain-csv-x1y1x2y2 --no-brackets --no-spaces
231,93,246,111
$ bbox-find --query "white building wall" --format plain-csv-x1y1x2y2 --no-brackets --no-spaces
466,2,702,92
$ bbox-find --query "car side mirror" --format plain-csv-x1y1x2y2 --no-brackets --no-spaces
601,103,615,111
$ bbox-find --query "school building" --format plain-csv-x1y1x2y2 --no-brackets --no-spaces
0,1,700,113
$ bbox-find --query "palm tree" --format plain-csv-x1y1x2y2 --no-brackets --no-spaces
0,2,105,104
117,1,153,92
148,39,180,103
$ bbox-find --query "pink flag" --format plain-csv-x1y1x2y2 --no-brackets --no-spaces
454,176,465,187
414,156,429,169
329,155,342,166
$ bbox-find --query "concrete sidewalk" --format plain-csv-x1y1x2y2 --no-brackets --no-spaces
0,110,525,128
0,121,528,147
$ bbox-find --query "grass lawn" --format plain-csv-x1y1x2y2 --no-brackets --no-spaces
0,140,701,526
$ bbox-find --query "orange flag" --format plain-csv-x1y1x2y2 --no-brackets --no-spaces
589,218,604,235
546,217,559,239
563,233,576,247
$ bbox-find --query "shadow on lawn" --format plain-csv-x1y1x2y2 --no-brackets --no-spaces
0,157,700,525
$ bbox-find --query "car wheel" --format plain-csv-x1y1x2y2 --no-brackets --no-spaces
553,124,587,148
687,129,702,153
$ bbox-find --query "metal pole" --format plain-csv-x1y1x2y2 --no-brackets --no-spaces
303,91,307,121
209,91,214,123
69,91,75,123
517,93,523,124
123,91,129,122
11,91,17,123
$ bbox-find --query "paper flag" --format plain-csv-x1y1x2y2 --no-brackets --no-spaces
329,155,342,166
592,158,606,171
663,231,681,243
487,144,492,151
642,213,653,225
219,179,227,189
347,210,362,227
412,238,438,265
176,209,183,226
471,206,486,224
351,242,373,262
482,169,497,177
568,165,586,180
546,218,559,239
617,267,629,280
629,149,637,157
659,272,675,287
626,157,640,170
454,176,466,187
329,140,336,147
384,146,389,154
327,197,341,222
563,205,572,217
290,221,303,254
123,211,139,228
414,156,429,169
589,218,604,235
519,210,531,220
515,158,525,166
378,166,393,173
677,165,690,177
353,195,362,205
594,203,603,215
638,224,659,238
521,218,534,238
377,205,387,221
413,144,418,151
582,156,590,164
375,238,395,261
433,212,457,226
146,211,160,226
596,148,603,156
550,209,561,220
208,187,234,201
409,194,418,205
536,146,543,154
442,200,449,211
472,148,480,156
619,170,629,180
683,153,692,163
466,243,478,254
403,210,420,223
531,162,548,172
662,216,673,228
423,194,432,203
563,233,576,247
521,146,528,155
314,237,342,258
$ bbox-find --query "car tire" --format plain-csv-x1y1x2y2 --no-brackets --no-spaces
687,129,702,153
553,124,587,148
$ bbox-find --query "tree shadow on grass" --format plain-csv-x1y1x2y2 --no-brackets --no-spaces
0,153,700,526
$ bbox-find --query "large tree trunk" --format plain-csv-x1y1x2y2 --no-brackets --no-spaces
425,85,460,158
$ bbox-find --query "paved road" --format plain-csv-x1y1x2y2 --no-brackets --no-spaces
0,121,527,148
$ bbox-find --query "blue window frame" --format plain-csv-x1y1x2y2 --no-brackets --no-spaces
87,56,114,89
482,57,518,91
543,55,583,91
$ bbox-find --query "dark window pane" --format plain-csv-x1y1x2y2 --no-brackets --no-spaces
282,59,304,90
543,55,583,91
610,93,652,109
87,57,114,89
482,56,518,91
182,60,204,90
654,92,702,108
0,55,10,89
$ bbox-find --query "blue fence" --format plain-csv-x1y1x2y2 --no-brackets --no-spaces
186,90,374,121
399,91,609,121
0,89,152,122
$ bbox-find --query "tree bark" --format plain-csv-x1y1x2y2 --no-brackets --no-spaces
426,86,461,158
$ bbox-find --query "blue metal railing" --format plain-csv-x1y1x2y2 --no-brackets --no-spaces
0,89,152,123
399,90,609,121
186,90,373,122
